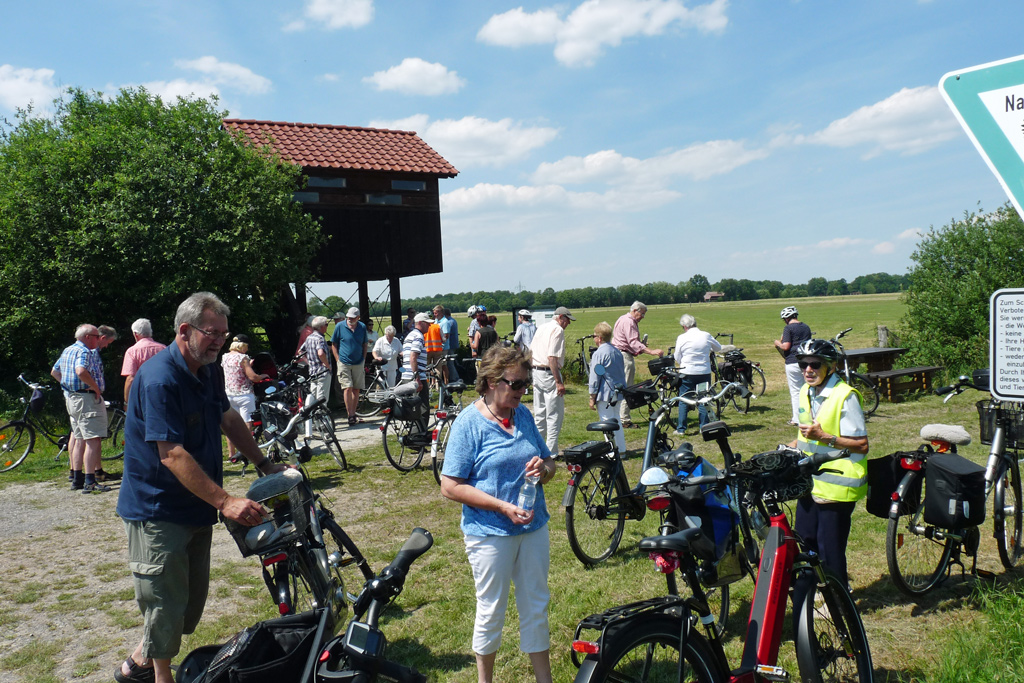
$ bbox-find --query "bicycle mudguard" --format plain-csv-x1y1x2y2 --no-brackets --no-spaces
571,596,690,668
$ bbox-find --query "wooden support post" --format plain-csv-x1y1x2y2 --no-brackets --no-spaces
390,276,403,334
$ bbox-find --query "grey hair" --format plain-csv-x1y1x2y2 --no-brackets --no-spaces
631,301,647,313
384,325,397,336
74,324,95,341
594,321,613,342
131,318,153,337
174,292,230,330
311,316,329,329
679,314,695,329
98,325,118,341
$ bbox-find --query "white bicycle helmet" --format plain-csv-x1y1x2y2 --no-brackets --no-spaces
780,306,798,321
467,305,478,317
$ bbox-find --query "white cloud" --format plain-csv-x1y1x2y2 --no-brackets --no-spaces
478,0,729,67
872,242,896,254
897,227,923,240
369,114,560,168
363,58,466,96
0,64,60,113
175,56,271,95
874,226,924,254
441,182,680,215
285,0,374,32
137,79,222,103
800,86,960,158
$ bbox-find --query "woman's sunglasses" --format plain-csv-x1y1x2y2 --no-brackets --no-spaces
798,360,823,370
498,378,531,391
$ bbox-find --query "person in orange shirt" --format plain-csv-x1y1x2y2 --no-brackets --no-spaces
425,312,444,377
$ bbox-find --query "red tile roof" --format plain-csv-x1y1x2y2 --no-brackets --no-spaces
223,119,459,177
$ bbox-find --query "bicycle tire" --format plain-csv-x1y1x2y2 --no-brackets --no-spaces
746,364,766,399
0,421,35,472
355,376,386,418
102,408,126,461
320,515,375,611
273,549,322,617
795,569,873,683
737,496,768,571
315,411,347,471
848,373,879,417
573,614,721,683
885,471,953,597
431,419,452,486
995,456,1024,568
382,415,426,472
565,459,629,566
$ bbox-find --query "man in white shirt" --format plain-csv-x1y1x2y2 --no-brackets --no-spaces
529,306,574,453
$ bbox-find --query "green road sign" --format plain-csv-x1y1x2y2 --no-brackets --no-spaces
941,55,1024,220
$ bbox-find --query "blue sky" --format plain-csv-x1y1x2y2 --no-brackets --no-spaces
1,0,1019,302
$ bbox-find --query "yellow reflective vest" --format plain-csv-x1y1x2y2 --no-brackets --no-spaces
797,378,868,502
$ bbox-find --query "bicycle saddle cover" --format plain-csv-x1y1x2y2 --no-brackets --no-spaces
920,424,971,446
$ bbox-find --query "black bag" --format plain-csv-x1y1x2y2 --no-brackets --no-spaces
621,380,658,409
923,453,986,530
176,611,320,683
390,395,424,421
866,449,926,519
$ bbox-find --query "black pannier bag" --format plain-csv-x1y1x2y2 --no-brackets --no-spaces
621,380,659,409
865,449,926,519
176,610,320,683
390,394,424,421
923,453,986,530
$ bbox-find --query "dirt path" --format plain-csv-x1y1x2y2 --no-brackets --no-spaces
0,421,383,683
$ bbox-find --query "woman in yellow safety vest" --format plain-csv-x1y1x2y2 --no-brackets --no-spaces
787,338,869,589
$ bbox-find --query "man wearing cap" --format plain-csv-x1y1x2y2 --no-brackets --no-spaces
513,309,537,354
401,312,432,407
529,306,574,453
612,301,664,428
331,307,369,427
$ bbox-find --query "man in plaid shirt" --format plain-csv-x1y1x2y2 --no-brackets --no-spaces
51,323,109,493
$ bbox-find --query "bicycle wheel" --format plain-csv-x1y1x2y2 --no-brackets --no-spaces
355,377,386,418
885,471,953,597
565,459,629,566
314,411,347,471
995,457,1024,568
382,415,426,472
272,549,321,617
431,419,452,486
795,569,873,683
573,615,720,683
848,373,879,417
102,408,126,461
320,515,375,612
0,421,35,472
566,357,585,382
746,364,766,398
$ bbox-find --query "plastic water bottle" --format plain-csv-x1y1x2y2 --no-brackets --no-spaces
518,474,540,511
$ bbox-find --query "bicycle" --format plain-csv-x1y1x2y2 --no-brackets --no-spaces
256,370,346,471
428,379,468,485
380,378,467,472
315,527,434,682
566,334,597,382
356,359,392,419
882,369,1023,597
571,446,873,683
1,374,71,472
225,396,374,627
100,400,127,461
830,328,880,417
709,333,766,415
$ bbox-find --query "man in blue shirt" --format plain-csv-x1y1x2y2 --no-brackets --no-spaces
51,324,108,492
114,292,286,683
331,306,369,426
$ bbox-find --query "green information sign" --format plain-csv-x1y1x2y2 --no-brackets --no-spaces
941,55,1024,220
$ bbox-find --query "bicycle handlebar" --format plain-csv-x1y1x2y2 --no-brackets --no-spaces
17,374,49,391
352,528,434,622
258,397,325,447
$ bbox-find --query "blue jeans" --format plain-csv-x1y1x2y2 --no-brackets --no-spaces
677,373,712,432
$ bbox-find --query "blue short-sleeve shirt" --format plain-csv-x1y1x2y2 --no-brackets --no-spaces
116,343,231,526
331,321,368,366
441,403,552,536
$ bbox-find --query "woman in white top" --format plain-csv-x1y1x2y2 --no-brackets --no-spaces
372,325,403,387
673,314,721,434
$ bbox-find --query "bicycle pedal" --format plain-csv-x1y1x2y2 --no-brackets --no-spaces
976,568,998,581
755,664,790,681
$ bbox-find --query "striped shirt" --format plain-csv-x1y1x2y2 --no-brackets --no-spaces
401,329,427,382
301,330,329,375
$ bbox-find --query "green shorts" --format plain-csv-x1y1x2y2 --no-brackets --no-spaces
124,519,213,660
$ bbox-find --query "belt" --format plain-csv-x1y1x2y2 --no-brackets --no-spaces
532,366,552,372
62,386,93,394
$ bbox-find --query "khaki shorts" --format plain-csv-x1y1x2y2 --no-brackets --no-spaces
65,392,107,440
124,519,213,660
337,362,366,390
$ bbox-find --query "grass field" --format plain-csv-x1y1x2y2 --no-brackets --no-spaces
4,293,1024,682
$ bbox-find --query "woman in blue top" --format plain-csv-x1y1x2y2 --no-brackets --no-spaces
440,345,557,683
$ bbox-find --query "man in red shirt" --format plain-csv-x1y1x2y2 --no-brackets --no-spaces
611,301,664,427
121,318,167,405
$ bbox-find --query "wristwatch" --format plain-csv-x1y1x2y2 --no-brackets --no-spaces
827,434,838,447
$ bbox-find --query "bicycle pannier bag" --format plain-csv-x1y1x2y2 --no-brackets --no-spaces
866,450,925,519
177,610,320,683
666,455,741,583
390,395,423,421
923,453,986,529
621,380,658,410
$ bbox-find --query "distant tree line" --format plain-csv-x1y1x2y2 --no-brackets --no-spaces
307,272,909,319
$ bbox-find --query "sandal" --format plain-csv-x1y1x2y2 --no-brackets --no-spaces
114,656,155,683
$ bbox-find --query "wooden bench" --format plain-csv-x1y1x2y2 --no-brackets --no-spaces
864,366,943,402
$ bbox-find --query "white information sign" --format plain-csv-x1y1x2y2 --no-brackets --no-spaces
990,288,1024,400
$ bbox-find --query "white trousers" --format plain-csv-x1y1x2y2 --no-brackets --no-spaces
619,352,636,423
596,400,626,453
464,526,550,656
532,369,564,454
785,362,804,423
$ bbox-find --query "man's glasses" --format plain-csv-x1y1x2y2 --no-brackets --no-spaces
189,324,231,341
798,360,823,370
498,378,531,391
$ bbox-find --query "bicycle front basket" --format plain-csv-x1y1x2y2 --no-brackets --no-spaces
223,469,311,557
977,400,1024,449
621,380,658,409
29,388,46,414
732,449,812,502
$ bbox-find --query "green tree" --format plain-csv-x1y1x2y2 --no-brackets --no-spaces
687,274,711,303
807,277,828,297
0,88,321,386
899,204,1024,378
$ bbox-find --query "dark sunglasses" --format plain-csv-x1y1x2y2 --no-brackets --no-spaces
798,360,823,370
498,378,531,391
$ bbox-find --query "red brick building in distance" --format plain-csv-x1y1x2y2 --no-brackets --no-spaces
223,119,459,343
